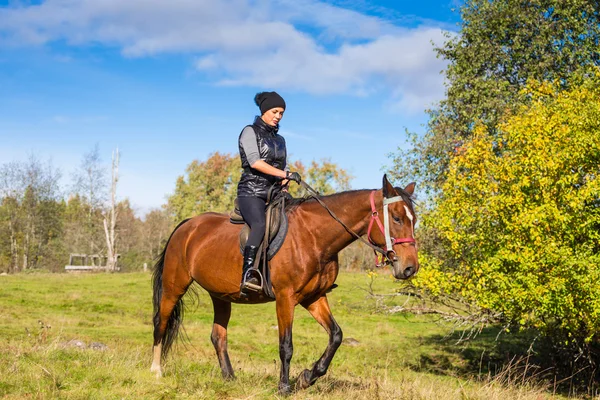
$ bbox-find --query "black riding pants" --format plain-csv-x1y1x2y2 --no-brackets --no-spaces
238,196,267,248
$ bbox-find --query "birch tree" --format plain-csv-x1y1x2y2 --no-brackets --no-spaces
72,145,107,255
103,148,119,271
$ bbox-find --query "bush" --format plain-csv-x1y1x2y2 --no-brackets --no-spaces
413,74,600,361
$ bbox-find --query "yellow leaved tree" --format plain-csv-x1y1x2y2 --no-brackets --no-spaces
414,75,600,349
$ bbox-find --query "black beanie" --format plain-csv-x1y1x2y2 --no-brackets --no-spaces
254,91,286,114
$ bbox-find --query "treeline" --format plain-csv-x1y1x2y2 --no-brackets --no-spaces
0,148,172,273
167,152,353,221
389,0,600,382
0,148,358,273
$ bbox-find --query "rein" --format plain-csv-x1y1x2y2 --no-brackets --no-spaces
299,181,415,267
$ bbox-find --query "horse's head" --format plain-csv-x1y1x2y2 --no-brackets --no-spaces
375,174,419,280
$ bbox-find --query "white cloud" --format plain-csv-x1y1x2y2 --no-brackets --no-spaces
0,0,450,113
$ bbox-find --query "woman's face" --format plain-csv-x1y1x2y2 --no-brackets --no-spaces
261,107,285,127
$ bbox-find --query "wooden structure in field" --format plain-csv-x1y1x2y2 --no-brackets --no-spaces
64,253,120,272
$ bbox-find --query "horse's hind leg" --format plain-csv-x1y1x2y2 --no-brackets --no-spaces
210,296,235,380
151,273,192,378
296,295,343,390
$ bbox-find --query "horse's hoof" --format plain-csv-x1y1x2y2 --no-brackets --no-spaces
150,364,162,378
295,369,312,390
278,383,292,396
222,372,236,381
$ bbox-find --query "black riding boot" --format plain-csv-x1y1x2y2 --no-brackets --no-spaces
240,245,260,292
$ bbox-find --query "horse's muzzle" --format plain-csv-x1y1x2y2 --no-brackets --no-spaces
392,259,418,280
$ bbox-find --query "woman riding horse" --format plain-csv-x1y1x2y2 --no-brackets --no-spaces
150,92,420,394
237,91,301,294
151,174,419,394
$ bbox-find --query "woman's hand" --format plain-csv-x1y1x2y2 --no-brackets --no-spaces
249,160,300,183
286,171,302,184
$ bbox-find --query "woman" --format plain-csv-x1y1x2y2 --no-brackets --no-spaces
237,91,301,294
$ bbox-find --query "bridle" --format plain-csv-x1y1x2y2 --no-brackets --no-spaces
300,182,416,268
366,190,416,267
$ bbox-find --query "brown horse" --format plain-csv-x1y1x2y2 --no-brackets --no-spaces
151,174,419,394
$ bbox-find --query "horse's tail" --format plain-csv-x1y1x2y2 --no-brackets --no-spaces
152,218,191,359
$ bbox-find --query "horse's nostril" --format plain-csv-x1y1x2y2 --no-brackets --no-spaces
404,266,415,278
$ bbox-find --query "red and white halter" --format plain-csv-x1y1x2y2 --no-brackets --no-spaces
366,191,416,267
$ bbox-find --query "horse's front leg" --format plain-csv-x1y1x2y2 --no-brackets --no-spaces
275,294,296,395
296,295,343,390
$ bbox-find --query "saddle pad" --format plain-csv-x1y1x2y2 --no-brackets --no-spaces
229,199,244,224
239,212,288,260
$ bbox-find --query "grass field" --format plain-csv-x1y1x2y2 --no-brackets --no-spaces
0,271,588,399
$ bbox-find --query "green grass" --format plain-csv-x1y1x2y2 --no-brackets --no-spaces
0,271,584,399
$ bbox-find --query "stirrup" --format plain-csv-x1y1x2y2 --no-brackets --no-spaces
241,269,263,293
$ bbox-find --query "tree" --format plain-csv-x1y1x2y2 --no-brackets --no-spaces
386,3,600,349
140,208,172,260
414,76,600,358
63,194,92,257
391,0,600,196
0,149,352,273
103,148,119,271
287,158,353,197
116,199,141,255
0,156,63,272
168,153,354,221
167,152,240,221
0,162,24,272
71,144,107,255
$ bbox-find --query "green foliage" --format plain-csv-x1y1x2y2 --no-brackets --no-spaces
391,0,600,195
0,154,173,272
388,0,600,364
168,153,353,220
287,158,353,197
0,157,64,272
414,77,600,347
305,158,353,193
167,152,240,221
0,148,351,271
118,249,145,272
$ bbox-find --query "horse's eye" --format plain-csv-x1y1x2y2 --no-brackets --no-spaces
393,215,401,223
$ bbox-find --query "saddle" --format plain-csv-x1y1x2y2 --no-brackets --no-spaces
229,191,289,299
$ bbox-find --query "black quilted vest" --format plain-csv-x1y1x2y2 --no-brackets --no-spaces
237,116,287,199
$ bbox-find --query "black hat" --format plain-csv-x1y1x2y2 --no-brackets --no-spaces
254,91,286,114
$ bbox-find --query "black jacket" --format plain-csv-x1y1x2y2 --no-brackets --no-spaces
237,116,287,199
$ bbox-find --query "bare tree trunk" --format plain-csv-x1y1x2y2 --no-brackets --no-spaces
103,149,119,272
9,220,17,273
23,229,29,270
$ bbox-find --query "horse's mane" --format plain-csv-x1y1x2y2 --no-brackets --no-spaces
393,186,416,215
284,187,415,214
284,189,367,213
284,195,310,212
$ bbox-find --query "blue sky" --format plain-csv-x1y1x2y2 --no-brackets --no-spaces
0,0,461,215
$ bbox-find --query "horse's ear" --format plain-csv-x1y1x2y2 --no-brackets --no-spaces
382,174,396,198
404,182,416,196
